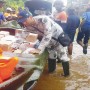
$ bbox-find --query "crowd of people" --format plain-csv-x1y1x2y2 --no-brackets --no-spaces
0,0,90,77
0,0,18,24
4,7,17,21
0,7,17,24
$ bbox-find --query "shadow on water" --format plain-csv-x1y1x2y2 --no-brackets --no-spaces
33,41,90,90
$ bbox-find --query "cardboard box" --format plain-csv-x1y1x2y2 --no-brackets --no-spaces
15,29,22,36
0,34,5,40
15,29,23,38
19,43,30,51
14,49,22,54
26,33,38,42
0,41,12,51
0,31,9,36
15,29,22,34
1,35,17,42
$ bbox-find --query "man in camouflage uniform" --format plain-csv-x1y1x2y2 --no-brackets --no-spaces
18,10,70,77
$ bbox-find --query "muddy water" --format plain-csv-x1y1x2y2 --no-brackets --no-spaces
33,42,90,90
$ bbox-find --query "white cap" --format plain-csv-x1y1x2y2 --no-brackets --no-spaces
6,7,12,11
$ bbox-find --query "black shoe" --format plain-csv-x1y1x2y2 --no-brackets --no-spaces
83,45,87,54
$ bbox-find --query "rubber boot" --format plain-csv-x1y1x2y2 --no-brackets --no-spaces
48,48,57,73
48,58,56,73
83,44,88,54
62,61,70,77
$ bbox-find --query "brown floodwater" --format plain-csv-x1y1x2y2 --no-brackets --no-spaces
33,42,90,90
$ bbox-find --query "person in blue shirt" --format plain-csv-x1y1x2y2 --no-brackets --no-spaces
66,8,80,55
0,0,5,24
77,7,90,54
0,12,5,24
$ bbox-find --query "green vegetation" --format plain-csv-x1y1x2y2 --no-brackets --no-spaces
3,0,26,11
35,50,48,69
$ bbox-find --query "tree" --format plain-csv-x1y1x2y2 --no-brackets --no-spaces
4,0,26,10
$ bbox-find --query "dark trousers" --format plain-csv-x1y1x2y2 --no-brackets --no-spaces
77,26,90,44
